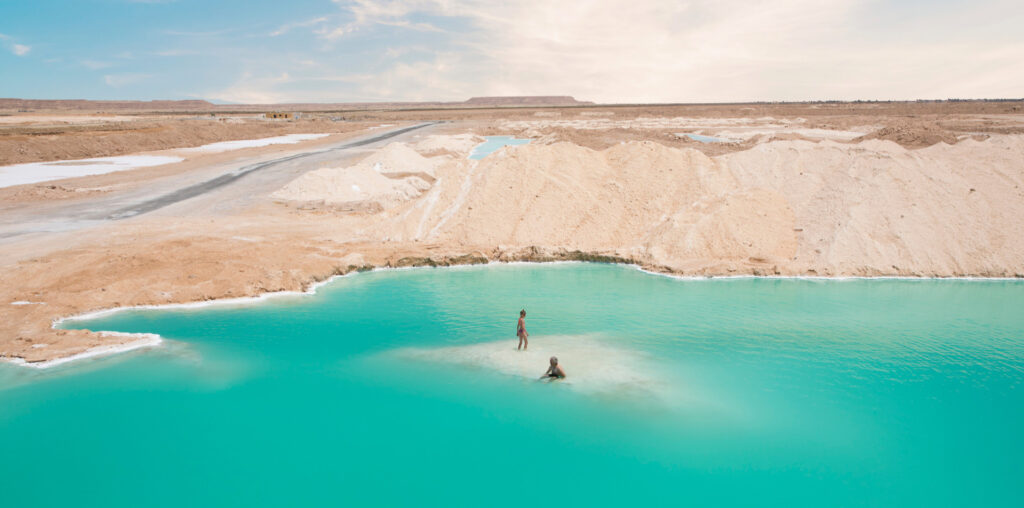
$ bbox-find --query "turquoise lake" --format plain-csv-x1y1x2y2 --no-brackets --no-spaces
468,135,531,159
1,263,1022,506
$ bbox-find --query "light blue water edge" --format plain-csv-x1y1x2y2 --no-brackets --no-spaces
683,132,740,143
468,135,531,159
1,262,1023,507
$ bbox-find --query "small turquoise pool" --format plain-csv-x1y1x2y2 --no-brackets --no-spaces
682,133,738,143
1,263,1022,506
468,135,531,159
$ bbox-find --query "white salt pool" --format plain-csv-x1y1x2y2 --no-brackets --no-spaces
181,134,330,153
0,155,184,189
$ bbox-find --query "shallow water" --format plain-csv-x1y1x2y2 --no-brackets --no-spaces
468,135,531,159
681,132,738,143
182,133,329,153
0,155,183,188
2,263,1022,506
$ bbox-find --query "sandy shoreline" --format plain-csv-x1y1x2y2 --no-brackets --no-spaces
5,256,1021,370
7,332,162,369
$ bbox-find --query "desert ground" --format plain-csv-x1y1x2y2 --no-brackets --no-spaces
2,99,1023,365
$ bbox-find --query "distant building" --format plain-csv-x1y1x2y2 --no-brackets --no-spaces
265,112,294,119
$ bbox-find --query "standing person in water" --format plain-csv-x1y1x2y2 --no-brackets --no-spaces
542,356,566,380
517,309,529,351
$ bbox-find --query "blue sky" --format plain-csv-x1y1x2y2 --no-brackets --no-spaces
1,0,1021,103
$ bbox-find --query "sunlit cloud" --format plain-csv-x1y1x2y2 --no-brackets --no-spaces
5,0,1023,102
1,34,33,57
293,0,1024,102
205,72,297,104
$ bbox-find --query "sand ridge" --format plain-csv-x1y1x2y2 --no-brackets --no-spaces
346,135,1023,277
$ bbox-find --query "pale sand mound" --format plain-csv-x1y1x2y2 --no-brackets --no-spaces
362,136,1024,276
360,142,446,179
272,165,430,212
721,136,1024,275
413,134,485,157
273,141,456,212
854,119,960,148
427,141,797,265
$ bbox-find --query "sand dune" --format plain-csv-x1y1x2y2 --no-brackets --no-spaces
340,135,1024,276
722,137,1024,275
269,140,462,212
272,165,432,213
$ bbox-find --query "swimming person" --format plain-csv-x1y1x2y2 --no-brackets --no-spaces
517,309,529,351
542,356,566,380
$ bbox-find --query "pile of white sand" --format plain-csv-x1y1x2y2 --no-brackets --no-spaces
712,127,864,141
272,165,430,212
429,141,795,263
358,135,1024,276
361,142,447,179
272,141,457,212
502,116,873,142
412,134,485,157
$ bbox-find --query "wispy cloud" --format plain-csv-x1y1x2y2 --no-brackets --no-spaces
104,73,152,87
162,28,234,37
201,52,472,104
155,49,198,57
1,34,32,56
270,16,328,37
316,0,445,40
384,46,429,59
81,59,113,70
298,0,1024,102
205,72,296,104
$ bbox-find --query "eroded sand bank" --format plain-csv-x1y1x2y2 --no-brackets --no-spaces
282,132,1024,277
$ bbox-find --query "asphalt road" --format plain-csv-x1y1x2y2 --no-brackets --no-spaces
0,122,438,243
106,122,435,220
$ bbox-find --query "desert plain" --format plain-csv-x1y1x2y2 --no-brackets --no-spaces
1,98,1023,365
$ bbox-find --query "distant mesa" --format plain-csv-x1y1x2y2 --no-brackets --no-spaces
463,96,593,106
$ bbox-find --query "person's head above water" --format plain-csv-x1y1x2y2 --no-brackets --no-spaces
520,309,526,317
543,356,565,380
